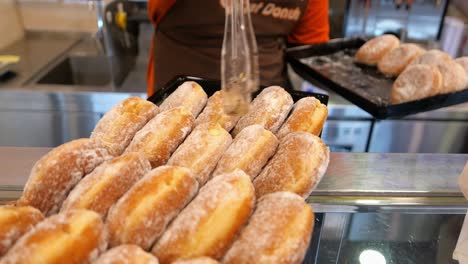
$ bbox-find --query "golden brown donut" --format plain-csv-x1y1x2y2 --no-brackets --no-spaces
167,122,232,185
254,132,330,198
277,97,328,139
354,34,400,65
93,244,159,264
106,166,199,250
377,43,425,76
61,152,151,217
172,257,219,264
152,170,255,263
390,64,443,104
410,49,452,66
455,56,468,88
159,81,208,117
17,138,113,216
1,209,107,264
91,97,159,156
0,206,44,256
437,60,466,93
232,86,293,136
223,192,314,264
125,107,195,168
195,91,240,131
212,124,278,179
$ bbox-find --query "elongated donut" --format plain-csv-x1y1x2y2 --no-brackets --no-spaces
91,97,159,156
61,152,151,217
159,81,208,117
0,209,107,264
152,170,255,263
0,206,44,256
106,166,199,250
168,122,232,185
377,43,425,77
125,107,195,168
212,125,278,179
172,257,219,264
93,245,159,264
223,192,314,264
232,86,293,136
195,91,240,131
253,132,330,198
17,138,113,216
277,97,328,139
355,34,400,66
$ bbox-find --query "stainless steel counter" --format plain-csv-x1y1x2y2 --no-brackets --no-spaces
1,149,466,212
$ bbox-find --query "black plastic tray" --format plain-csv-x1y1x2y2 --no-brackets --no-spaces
286,38,468,119
148,75,329,106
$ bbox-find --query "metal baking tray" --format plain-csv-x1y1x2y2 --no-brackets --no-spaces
148,75,329,106
286,38,468,119
148,75,327,263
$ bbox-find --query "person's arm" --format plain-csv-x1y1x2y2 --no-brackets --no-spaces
287,0,330,45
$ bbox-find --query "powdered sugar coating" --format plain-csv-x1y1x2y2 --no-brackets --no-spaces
152,170,255,263
223,192,314,264
125,107,195,168
17,138,113,216
355,34,400,65
168,122,232,185
93,244,159,264
377,43,425,77
212,124,278,179
172,257,219,264
195,91,240,131
277,97,328,139
159,81,208,117
1,209,108,264
232,86,293,136
61,152,151,217
106,166,199,250
91,97,159,156
254,132,330,198
0,206,44,256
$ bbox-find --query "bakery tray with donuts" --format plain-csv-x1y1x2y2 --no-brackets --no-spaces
0,79,331,264
286,38,468,119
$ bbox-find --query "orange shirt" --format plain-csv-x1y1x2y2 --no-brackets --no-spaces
147,0,329,96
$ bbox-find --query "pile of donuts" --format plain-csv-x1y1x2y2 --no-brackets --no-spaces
355,34,468,104
0,82,330,264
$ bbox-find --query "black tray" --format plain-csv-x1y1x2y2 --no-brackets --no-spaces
286,38,468,119
148,75,329,106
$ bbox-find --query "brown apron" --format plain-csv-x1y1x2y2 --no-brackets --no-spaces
153,0,308,90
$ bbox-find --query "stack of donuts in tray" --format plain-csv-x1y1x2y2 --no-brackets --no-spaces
355,34,468,104
0,81,330,264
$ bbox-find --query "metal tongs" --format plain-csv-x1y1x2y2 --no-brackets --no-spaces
221,0,259,115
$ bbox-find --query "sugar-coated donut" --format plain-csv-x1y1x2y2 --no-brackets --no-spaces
354,34,400,66
0,206,44,256
195,91,240,131
61,152,151,217
159,81,208,117
223,192,314,264
172,257,219,264
254,132,329,198
390,64,443,104
0,209,107,264
91,97,159,156
212,124,278,179
168,122,232,185
17,138,113,216
377,43,425,76
106,166,199,250
152,170,255,263
410,49,452,66
437,60,466,93
93,244,159,264
455,56,468,88
125,107,195,168
232,86,293,136
277,97,328,139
